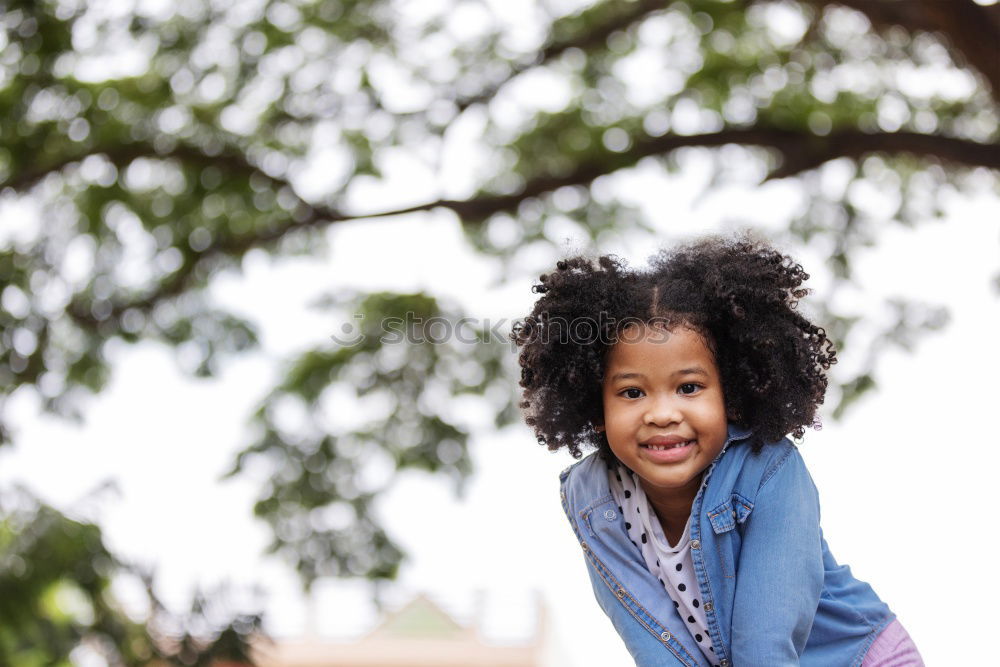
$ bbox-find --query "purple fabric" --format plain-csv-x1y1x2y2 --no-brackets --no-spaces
861,619,924,667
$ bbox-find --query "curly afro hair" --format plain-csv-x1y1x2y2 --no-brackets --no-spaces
510,235,836,459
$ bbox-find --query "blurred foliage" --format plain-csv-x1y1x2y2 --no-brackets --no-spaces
0,487,262,665
226,290,514,583
0,0,997,654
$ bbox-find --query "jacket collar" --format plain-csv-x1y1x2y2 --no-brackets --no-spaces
560,423,754,511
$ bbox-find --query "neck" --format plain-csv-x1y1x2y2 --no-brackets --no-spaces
641,476,702,546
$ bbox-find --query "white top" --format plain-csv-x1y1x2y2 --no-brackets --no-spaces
608,463,719,665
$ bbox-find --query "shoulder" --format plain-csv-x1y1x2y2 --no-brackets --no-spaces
721,437,810,499
559,450,611,507
559,450,600,484
711,439,821,536
757,438,806,491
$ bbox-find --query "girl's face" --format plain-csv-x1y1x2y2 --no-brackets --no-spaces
600,324,728,506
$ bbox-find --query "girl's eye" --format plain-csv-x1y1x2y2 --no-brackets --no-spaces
678,383,700,395
620,388,644,399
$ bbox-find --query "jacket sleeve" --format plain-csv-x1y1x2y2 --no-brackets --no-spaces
729,447,824,666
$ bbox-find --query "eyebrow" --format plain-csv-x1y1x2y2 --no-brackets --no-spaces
676,367,710,377
608,372,645,382
607,367,709,382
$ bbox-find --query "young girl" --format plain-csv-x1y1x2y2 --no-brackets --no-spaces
511,236,923,666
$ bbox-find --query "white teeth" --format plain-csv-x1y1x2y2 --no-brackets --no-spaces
645,441,691,450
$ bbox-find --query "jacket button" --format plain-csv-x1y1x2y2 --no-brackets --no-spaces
581,542,589,551
660,631,671,642
703,601,713,612
720,660,729,666
616,588,626,599
690,539,701,550
604,509,617,521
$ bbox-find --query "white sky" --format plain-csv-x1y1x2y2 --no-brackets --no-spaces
2,156,998,665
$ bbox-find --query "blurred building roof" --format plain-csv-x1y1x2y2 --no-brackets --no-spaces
251,593,546,667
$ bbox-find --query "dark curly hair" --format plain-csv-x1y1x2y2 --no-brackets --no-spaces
510,235,836,459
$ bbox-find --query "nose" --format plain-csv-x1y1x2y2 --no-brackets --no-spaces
643,392,682,426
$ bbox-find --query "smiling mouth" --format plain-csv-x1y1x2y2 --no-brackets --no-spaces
641,440,694,451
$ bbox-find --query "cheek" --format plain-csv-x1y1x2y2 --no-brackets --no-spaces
603,407,637,443
603,427,631,458
701,397,730,436
598,388,615,424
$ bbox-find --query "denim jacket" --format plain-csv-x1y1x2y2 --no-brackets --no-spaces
559,425,894,667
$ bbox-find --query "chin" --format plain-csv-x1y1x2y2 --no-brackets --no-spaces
644,475,699,491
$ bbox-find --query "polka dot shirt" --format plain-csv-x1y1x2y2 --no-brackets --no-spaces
608,464,719,665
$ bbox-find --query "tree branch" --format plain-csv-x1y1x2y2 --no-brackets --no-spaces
765,128,1000,178
1,145,148,193
456,0,1000,116
0,141,303,199
55,127,1000,339
454,0,666,112
824,0,1000,97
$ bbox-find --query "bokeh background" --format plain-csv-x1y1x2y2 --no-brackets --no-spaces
1,0,998,664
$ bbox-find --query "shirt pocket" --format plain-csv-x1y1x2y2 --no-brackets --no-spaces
706,493,754,578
